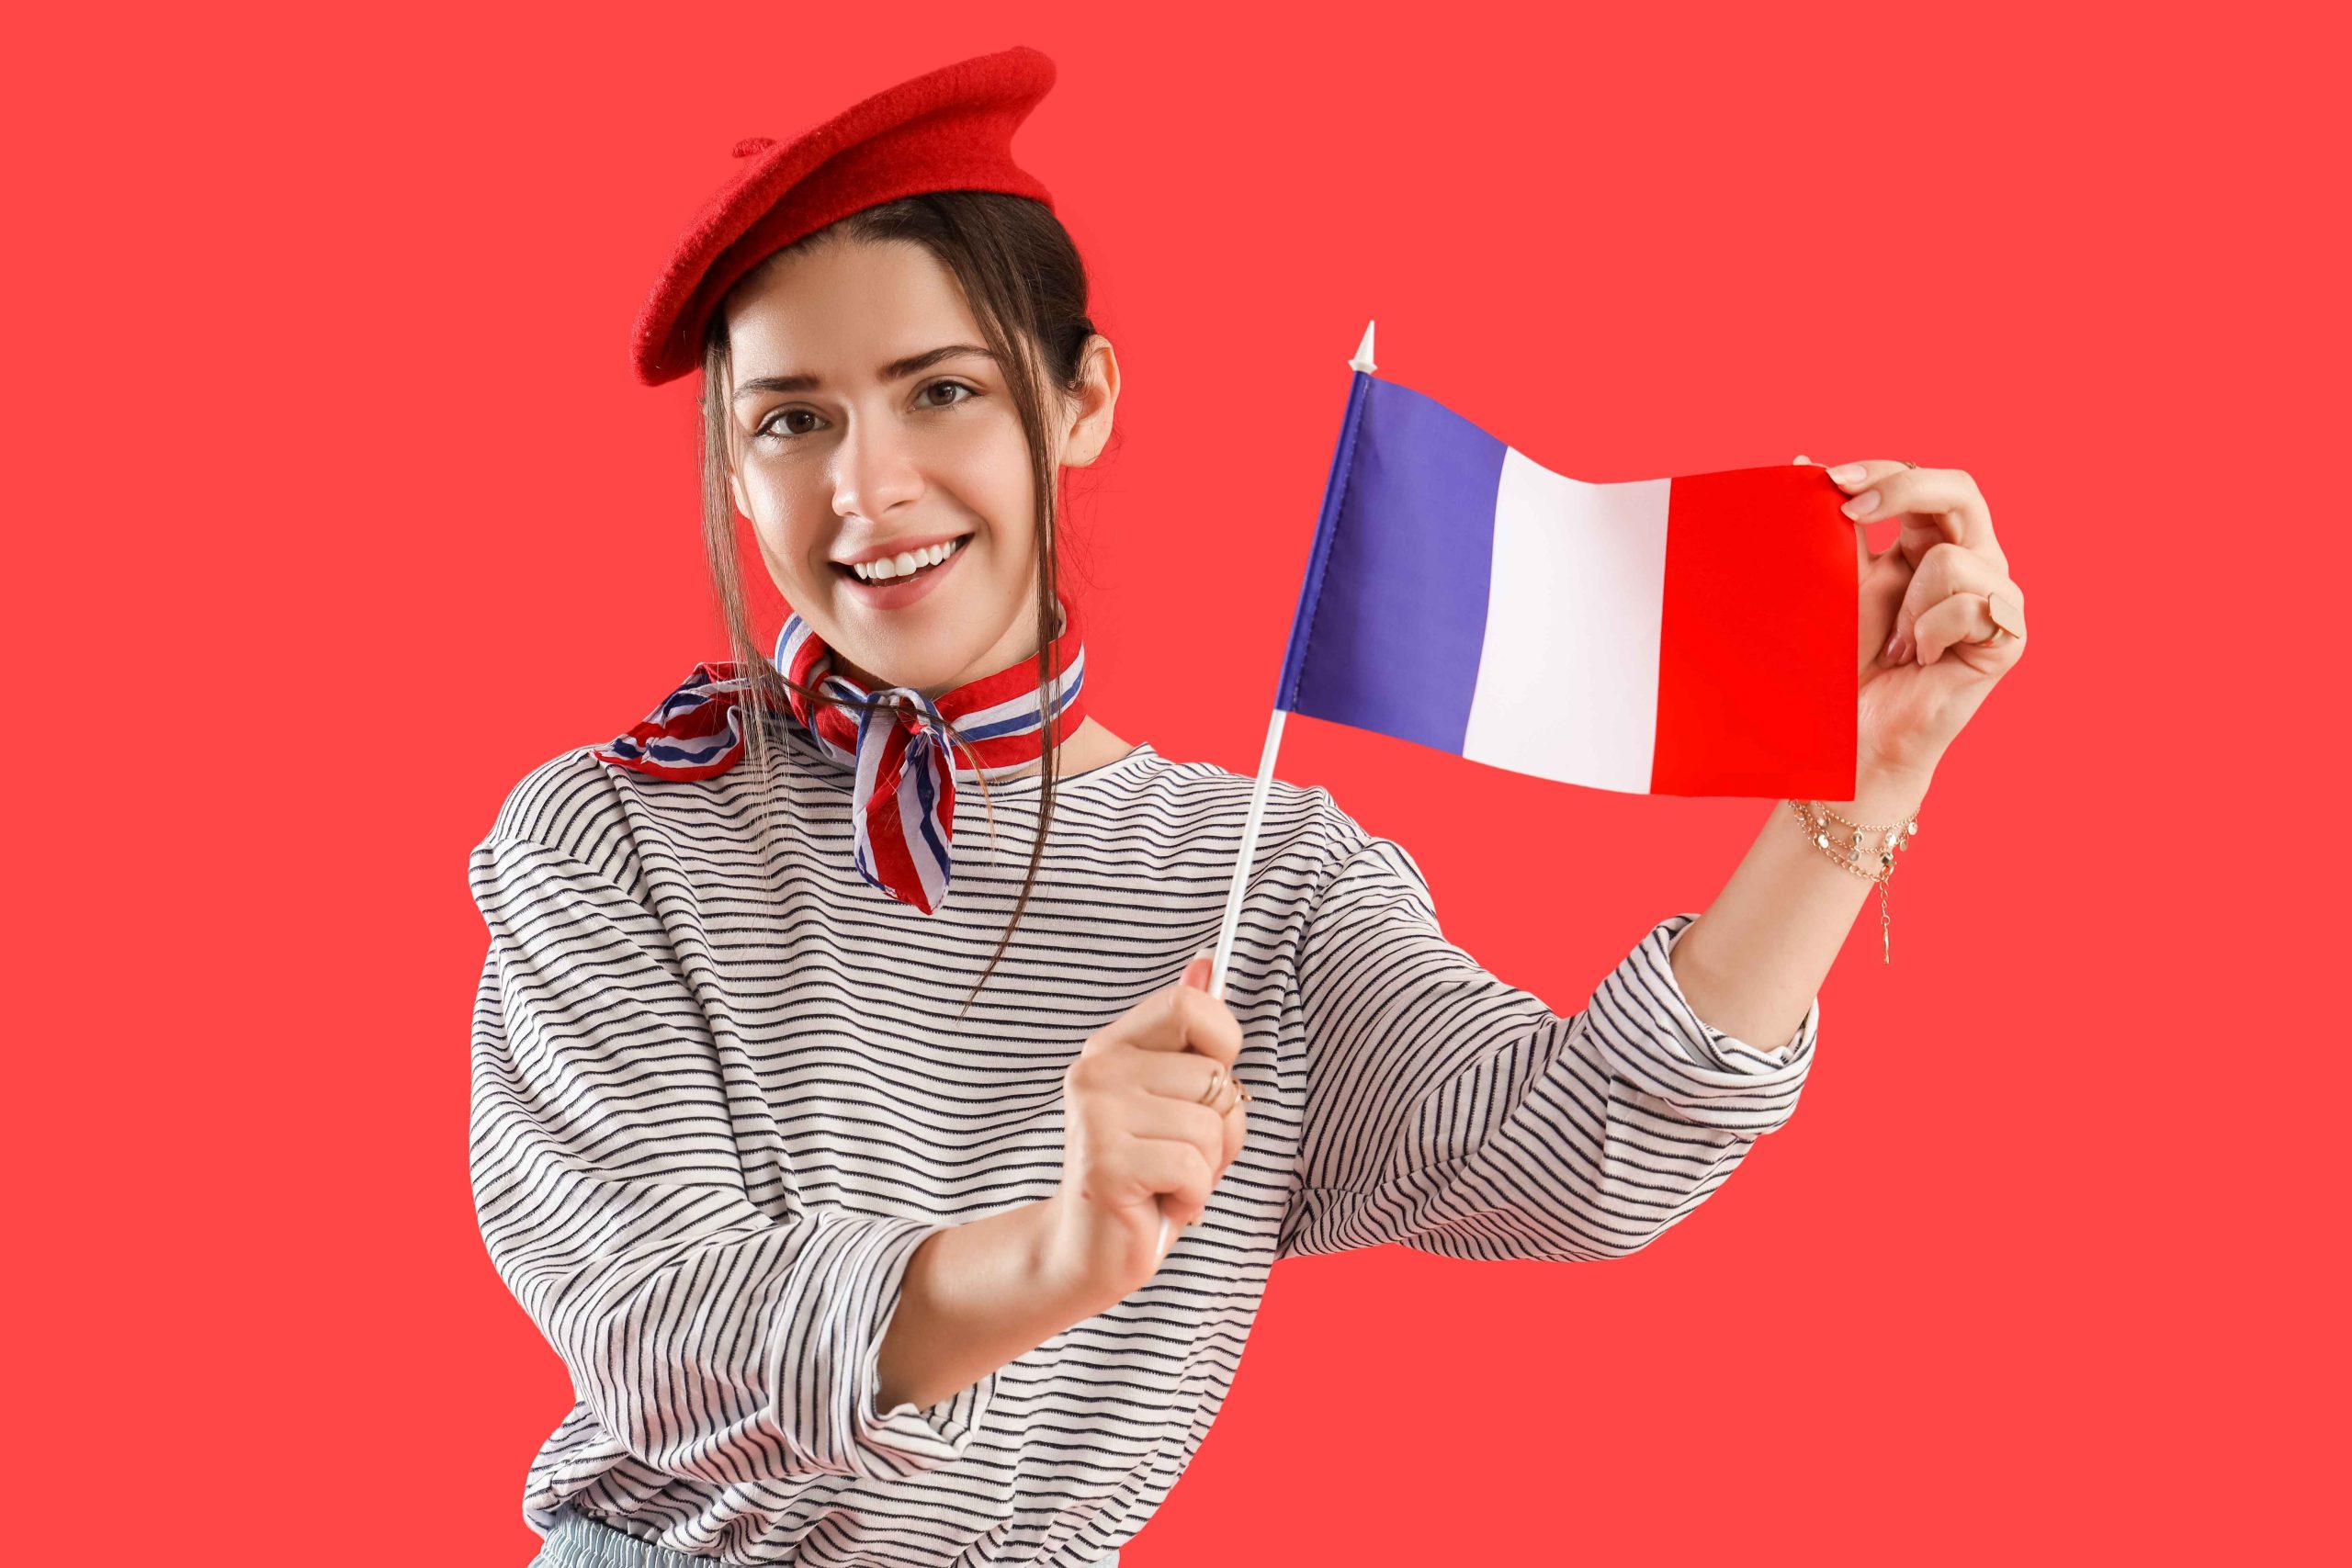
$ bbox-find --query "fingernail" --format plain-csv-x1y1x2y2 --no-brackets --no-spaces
1827,463,1868,484
1883,630,1901,660
1841,489,1879,519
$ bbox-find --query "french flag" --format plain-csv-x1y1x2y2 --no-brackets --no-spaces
1274,367,1858,798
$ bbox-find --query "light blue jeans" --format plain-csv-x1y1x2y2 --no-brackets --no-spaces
529,1504,1122,1568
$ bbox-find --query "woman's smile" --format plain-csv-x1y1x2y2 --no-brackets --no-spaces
830,529,974,610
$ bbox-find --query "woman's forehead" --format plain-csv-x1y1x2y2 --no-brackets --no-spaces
725,240,981,379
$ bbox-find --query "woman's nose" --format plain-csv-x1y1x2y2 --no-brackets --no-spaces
831,408,924,521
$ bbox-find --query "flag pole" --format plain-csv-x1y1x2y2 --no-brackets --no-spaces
1166,321,1373,1258
1205,320,1377,1004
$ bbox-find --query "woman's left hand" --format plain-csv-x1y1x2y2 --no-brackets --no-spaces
1803,457,2029,784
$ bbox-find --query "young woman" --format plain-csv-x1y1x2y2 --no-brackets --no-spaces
468,45,2029,1568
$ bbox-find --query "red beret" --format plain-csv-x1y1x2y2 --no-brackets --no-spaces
629,44,1060,387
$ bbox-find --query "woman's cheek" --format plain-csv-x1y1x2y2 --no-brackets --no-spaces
743,511,819,597
740,476,828,572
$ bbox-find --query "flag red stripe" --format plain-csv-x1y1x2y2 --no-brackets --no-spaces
1650,467,1856,798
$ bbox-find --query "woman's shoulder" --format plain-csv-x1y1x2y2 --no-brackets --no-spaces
473,742,653,892
473,658,774,883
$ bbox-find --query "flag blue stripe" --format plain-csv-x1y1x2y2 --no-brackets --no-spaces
1281,375,1505,756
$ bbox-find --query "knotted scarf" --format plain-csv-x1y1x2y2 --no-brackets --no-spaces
594,597,1088,914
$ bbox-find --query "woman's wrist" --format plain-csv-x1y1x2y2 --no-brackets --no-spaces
1818,761,1935,823
1026,1193,1126,1321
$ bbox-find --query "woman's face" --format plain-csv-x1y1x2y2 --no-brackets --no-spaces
722,236,1116,698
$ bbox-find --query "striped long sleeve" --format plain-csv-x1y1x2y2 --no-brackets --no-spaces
1278,834,1818,1262
464,731,1832,1559
467,832,996,1486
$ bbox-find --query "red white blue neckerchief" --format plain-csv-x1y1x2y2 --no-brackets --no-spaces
594,598,1088,915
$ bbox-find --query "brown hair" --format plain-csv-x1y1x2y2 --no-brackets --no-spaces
695,190,1107,1020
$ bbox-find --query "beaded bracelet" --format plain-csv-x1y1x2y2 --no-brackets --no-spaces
1785,797,1921,964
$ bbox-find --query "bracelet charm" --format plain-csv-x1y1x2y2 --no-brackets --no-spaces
1785,797,1921,964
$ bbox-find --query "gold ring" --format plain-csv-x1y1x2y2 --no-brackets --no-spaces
1984,590,2026,644
1898,458,1920,469
1197,1067,1227,1107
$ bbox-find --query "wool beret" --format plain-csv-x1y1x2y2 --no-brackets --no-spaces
629,44,1061,387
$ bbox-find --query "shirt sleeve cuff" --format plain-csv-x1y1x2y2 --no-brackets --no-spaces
1581,912,1819,1134
808,1214,1001,1476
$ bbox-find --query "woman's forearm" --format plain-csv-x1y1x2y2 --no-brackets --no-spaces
1668,764,1937,1050
873,1198,1095,1416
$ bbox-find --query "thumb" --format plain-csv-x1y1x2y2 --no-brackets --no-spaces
1799,453,1874,576
1182,947,1217,997
1159,947,1222,1258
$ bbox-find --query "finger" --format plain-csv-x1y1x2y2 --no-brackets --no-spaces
1132,1140,1215,1228
1890,542,2022,663
1913,590,2029,667
1798,454,1872,577
1800,454,1880,575
1102,983,1243,1067
1824,460,2001,570
1804,453,1891,574
1860,544,1914,673
1136,1046,1245,1105
1184,945,1230,1004
1134,1042,1250,1175
1132,1058,1247,1232
1124,1093,1227,1174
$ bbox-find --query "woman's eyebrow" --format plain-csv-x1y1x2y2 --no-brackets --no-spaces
731,344,995,400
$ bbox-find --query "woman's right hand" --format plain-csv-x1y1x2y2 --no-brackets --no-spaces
1043,950,1249,1306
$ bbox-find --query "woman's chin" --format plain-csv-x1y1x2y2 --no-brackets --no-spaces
822,626,973,698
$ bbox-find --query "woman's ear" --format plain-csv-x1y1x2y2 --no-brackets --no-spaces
1057,334,1120,468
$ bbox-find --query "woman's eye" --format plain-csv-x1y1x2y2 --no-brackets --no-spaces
759,409,821,440
757,382,977,442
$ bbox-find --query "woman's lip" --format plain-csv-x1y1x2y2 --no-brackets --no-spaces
833,531,974,568
835,535,970,610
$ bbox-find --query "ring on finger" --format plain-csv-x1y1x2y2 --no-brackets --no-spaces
1981,589,2027,645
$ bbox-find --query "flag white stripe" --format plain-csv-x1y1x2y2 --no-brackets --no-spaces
1461,450,1670,794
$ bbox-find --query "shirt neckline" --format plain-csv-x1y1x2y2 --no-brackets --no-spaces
984,741,1159,795
772,723,1159,796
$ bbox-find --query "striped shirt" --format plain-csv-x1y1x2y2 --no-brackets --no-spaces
467,716,1819,1567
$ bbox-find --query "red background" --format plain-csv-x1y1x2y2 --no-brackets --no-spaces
11,4,2336,1563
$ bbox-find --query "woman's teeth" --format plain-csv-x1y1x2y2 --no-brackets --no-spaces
851,536,967,582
